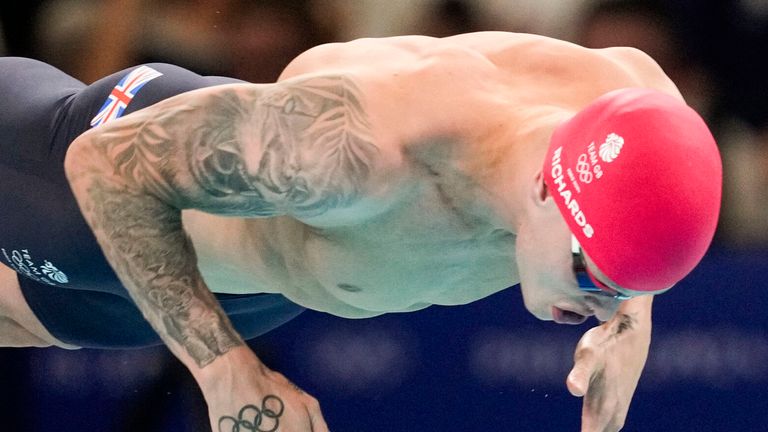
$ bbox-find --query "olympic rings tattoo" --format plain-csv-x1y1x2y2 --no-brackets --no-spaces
218,395,286,432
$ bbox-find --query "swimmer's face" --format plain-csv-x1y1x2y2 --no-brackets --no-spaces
515,171,622,324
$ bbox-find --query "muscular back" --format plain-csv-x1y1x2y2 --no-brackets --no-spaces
280,32,680,115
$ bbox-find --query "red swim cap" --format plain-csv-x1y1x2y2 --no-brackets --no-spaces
542,88,721,292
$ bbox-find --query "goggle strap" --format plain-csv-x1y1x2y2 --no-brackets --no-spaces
571,235,581,255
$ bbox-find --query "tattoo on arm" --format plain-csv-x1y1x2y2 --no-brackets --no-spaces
185,77,378,216
68,75,378,368
82,185,243,366
218,395,286,432
113,74,378,217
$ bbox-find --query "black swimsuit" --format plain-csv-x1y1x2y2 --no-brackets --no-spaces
0,57,304,348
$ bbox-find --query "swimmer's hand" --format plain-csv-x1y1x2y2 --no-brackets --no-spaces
197,346,330,432
566,296,653,432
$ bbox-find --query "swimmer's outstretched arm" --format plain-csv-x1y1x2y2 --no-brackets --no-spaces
64,74,381,431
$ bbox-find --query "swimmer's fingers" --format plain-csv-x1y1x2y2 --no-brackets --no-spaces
271,372,330,432
567,327,600,397
309,405,331,432
567,365,592,397
200,348,332,432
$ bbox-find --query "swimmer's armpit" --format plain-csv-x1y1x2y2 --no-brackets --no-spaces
64,74,379,369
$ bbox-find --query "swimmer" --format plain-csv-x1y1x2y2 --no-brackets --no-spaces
0,32,721,432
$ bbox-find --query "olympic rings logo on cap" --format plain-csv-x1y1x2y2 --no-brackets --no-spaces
576,154,593,184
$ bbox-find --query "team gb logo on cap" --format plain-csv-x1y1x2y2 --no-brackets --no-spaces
599,133,624,163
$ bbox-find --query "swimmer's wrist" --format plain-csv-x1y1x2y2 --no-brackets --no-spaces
191,345,266,391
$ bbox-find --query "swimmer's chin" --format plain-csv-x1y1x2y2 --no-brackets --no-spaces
525,307,553,322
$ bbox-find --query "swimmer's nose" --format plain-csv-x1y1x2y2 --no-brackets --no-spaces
552,306,589,325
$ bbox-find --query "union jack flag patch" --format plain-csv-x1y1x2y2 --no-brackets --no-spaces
90,65,163,128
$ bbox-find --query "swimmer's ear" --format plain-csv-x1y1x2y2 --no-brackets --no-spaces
532,170,551,205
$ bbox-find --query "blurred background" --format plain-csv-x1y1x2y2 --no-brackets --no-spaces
1,0,766,430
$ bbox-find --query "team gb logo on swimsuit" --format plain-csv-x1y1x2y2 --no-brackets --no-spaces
41,261,69,284
599,133,624,163
1,248,69,286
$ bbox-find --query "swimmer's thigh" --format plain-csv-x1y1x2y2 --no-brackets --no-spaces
0,262,78,349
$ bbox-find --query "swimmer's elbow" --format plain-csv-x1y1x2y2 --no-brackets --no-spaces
65,129,125,196
64,132,102,186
